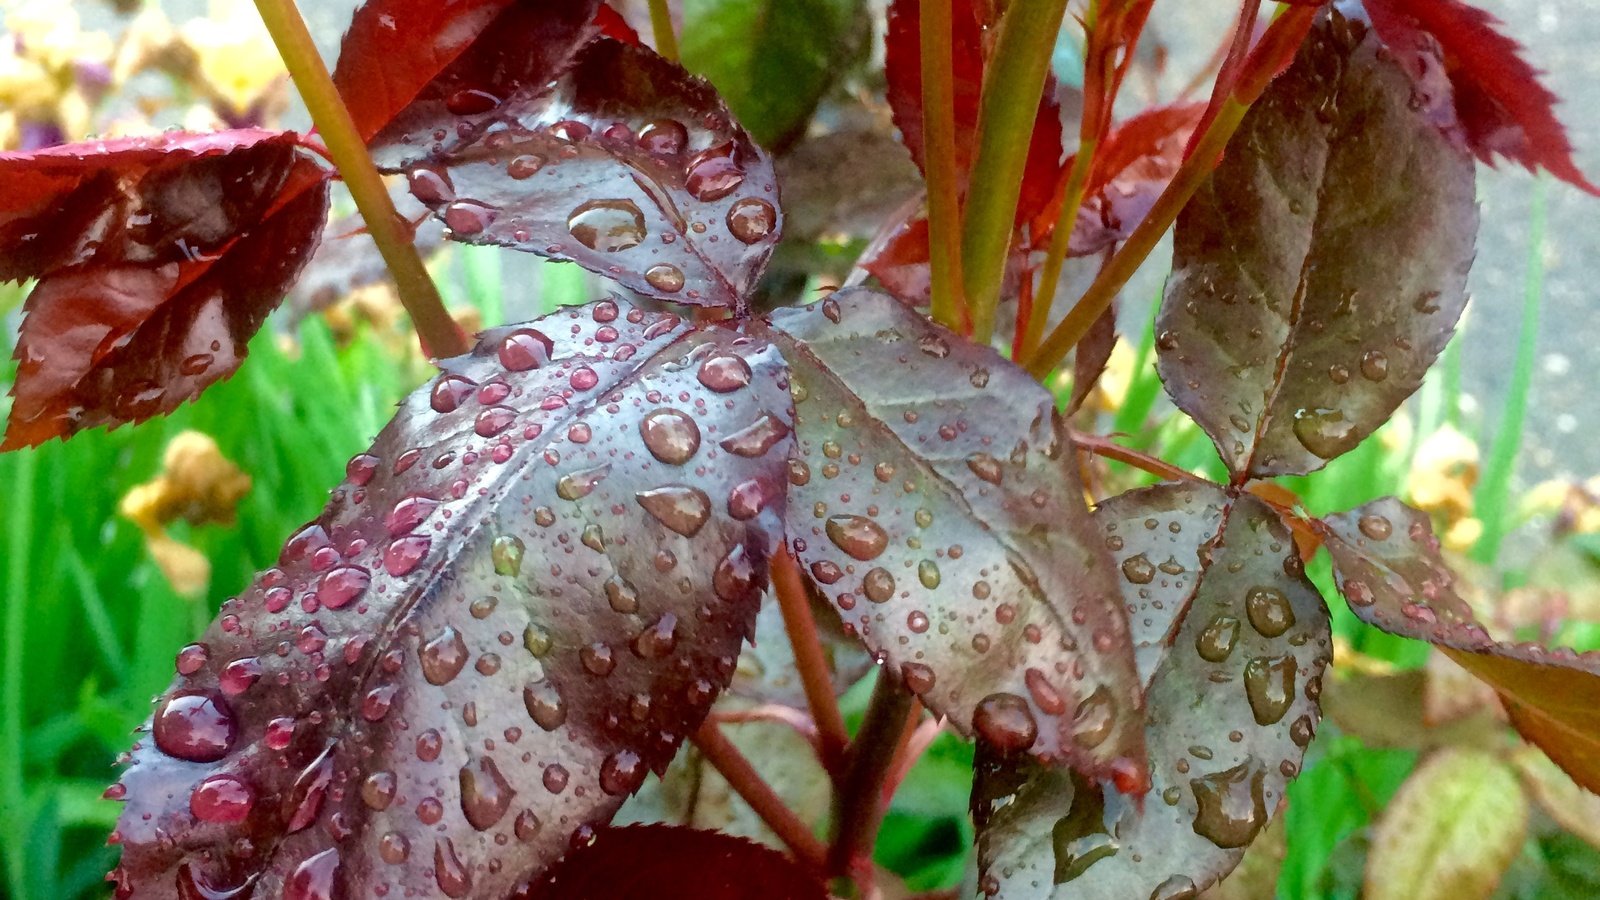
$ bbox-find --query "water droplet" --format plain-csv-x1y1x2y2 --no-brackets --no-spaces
507,154,545,179
714,544,757,601
460,756,516,830
384,534,431,576
492,535,525,575
219,657,261,696
917,559,941,589
907,610,930,632
557,464,610,500
361,771,397,811
430,374,476,413
379,831,410,865
1358,513,1392,540
727,478,775,520
154,692,236,762
421,626,469,685
1245,587,1296,638
444,202,495,236
1121,554,1156,584
499,328,555,371
434,838,473,898
408,166,453,204
176,643,209,676
1360,350,1389,381
189,773,253,824
317,565,370,609
640,409,701,464
524,623,553,657
1196,616,1241,663
644,263,685,293
1292,408,1355,459
726,198,776,243
697,354,751,392
901,662,936,694
973,693,1038,754
638,119,688,154
1073,686,1117,748
604,577,640,613
685,142,744,200
633,614,678,658
966,453,1003,485
524,681,566,732
636,485,712,536
1025,668,1068,716
1190,761,1267,848
543,763,570,793
720,413,791,457
862,567,896,603
445,88,500,115
1150,875,1200,900
568,199,646,251
825,515,888,561
581,643,616,676
600,749,646,795
1244,655,1296,725
475,405,516,436
285,849,340,900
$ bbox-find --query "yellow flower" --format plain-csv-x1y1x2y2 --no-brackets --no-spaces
178,0,286,118
119,431,252,598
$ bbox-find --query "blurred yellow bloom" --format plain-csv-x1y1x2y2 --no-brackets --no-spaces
0,2,111,140
1406,424,1482,552
120,431,252,598
1086,338,1136,416
179,0,286,119
1524,476,1600,535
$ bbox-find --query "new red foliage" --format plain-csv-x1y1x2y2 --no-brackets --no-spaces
0,130,330,449
519,825,827,899
1363,0,1600,194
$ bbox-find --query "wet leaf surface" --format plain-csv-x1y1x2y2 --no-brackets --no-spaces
1363,748,1528,900
757,289,1144,777
108,298,795,897
379,39,781,311
518,823,827,899
1321,496,1600,794
333,0,602,144
974,486,1331,899
1156,14,1477,479
0,130,331,450
1362,0,1600,195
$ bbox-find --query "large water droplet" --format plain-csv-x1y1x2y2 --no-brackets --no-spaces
1244,655,1296,725
1025,668,1068,716
726,198,776,244
525,681,566,730
1190,761,1268,848
492,534,525,575
1196,616,1241,663
1245,586,1295,638
285,849,340,900
685,142,744,200
499,328,555,371
154,693,236,762
421,626,469,685
1358,513,1392,540
568,199,646,251
384,535,431,576
1292,408,1356,459
1360,350,1389,381
720,413,790,457
1150,875,1200,900
556,464,610,501
645,264,685,293
901,662,937,695
189,773,253,824
434,838,473,898
1121,554,1156,584
966,453,1003,485
633,614,678,658
973,693,1038,754
1072,686,1117,748
600,749,646,795
430,374,476,413
697,354,752,393
917,559,941,589
317,566,370,610
714,544,757,601
460,756,516,830
361,771,397,811
824,515,888,561
862,567,896,603
636,485,712,536
638,118,688,154
639,408,701,464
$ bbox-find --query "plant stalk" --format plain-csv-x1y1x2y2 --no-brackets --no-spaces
771,547,850,771
921,0,970,332
692,721,828,870
1019,138,1096,358
959,0,1070,343
252,0,468,358
828,669,916,877
647,0,680,62
1072,430,1199,484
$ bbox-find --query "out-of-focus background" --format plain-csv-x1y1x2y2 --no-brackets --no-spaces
1,1,1598,897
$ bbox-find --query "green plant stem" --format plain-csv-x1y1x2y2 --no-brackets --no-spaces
692,721,828,870
1020,138,1096,357
960,0,1070,343
1024,96,1250,378
921,0,970,332
1473,177,1548,565
252,0,467,359
647,0,680,61
828,669,916,878
771,547,850,771
0,453,32,898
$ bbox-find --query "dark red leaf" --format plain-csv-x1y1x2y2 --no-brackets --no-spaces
1066,296,1117,417
975,485,1331,898
380,39,781,311
108,299,796,897
757,290,1145,779
885,0,1065,227
592,3,642,44
1362,0,1600,195
1157,14,1477,479
332,0,602,144
0,130,331,450
518,824,826,899
1320,497,1600,794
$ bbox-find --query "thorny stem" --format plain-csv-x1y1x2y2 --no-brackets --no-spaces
771,547,850,771
829,670,916,878
920,0,971,332
252,0,468,359
647,0,680,62
692,721,829,871
960,0,1070,344
1022,5,1315,379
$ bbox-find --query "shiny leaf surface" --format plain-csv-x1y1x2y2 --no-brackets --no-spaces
758,289,1144,777
109,298,795,897
974,486,1331,899
382,39,781,311
1157,14,1477,479
1322,496,1600,794
0,130,330,450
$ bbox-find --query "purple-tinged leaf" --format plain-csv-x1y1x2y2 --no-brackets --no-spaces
1067,299,1119,417
107,298,795,897
1156,13,1477,480
756,289,1145,780
382,39,781,311
1321,496,1600,794
516,824,827,899
974,486,1331,898
0,130,331,449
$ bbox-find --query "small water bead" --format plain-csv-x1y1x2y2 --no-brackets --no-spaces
725,198,776,244
1196,616,1241,663
639,408,701,464
420,626,469,685
973,693,1038,754
459,756,516,830
1120,554,1156,584
1190,761,1268,849
416,729,443,761
361,771,397,811
1243,655,1296,725
499,328,555,371
824,515,889,561
600,749,646,795
1358,513,1393,540
581,643,616,676
543,763,571,793
1245,586,1295,638
685,142,745,201
632,614,679,658
492,534,525,575
435,838,473,898
568,199,647,251
176,643,209,676
1072,687,1117,748
637,118,688,155
379,832,410,865
285,849,341,900
697,354,752,392
430,374,476,413
190,773,253,824
636,485,713,536
219,657,262,696
907,610,930,633
154,692,237,762
557,464,610,501
917,559,941,589
444,202,495,236
1024,668,1068,716
524,682,566,730
1360,350,1389,381
570,366,600,390
316,566,370,610
507,154,545,179
384,535,431,576
1291,407,1356,459
966,453,1003,484
1150,875,1200,900
407,166,453,205
345,453,379,486
644,263,686,293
